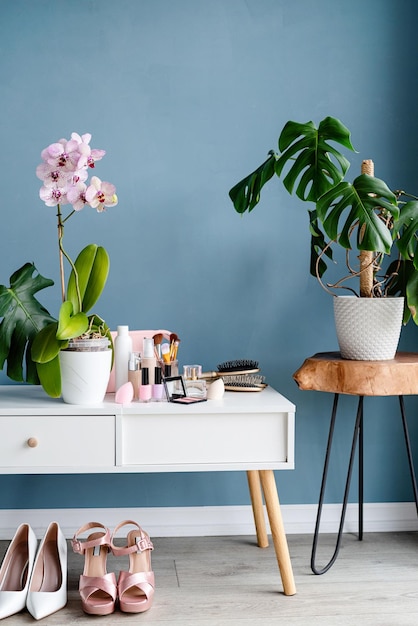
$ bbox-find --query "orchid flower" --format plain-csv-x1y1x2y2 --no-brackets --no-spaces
86,176,118,212
36,132,118,302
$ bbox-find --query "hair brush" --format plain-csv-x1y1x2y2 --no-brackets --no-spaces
222,373,267,392
201,359,260,379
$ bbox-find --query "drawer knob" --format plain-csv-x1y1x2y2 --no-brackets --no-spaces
27,437,38,448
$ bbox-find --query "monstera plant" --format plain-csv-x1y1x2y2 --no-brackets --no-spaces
0,132,118,397
229,116,418,325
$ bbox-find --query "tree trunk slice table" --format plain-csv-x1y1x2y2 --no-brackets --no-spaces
293,352,418,575
293,351,418,396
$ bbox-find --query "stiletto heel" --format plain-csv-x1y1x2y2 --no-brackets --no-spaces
0,523,37,620
26,521,67,620
111,520,155,613
71,522,116,616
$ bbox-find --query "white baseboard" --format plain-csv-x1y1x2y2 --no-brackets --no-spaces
0,502,416,539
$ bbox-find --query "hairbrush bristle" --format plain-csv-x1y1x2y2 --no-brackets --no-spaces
217,359,259,372
223,373,267,391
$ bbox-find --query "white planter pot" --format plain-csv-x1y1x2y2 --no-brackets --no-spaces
59,349,112,405
333,296,404,361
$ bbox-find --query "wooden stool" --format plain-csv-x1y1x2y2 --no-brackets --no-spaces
293,352,418,574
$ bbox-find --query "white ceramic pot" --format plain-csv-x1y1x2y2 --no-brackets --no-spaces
59,349,112,404
333,296,404,361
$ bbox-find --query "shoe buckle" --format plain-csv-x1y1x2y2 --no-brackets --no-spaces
71,539,83,554
135,537,150,552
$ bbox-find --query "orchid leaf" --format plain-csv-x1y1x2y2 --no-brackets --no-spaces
0,263,55,383
31,321,68,364
316,174,398,252
67,244,110,314
56,301,88,340
35,355,61,398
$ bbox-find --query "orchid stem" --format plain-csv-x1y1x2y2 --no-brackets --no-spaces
56,204,82,310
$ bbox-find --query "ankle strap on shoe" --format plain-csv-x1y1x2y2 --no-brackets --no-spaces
110,520,154,555
72,522,111,554
112,535,154,556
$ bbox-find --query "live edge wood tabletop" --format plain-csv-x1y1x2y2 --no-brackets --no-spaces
0,384,297,596
293,351,418,396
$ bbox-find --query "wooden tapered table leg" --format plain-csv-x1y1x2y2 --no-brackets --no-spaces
247,470,269,548
259,469,296,596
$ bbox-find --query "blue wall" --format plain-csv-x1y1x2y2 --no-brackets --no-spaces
1,0,418,510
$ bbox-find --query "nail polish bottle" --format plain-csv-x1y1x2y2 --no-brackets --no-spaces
152,366,164,401
139,367,151,402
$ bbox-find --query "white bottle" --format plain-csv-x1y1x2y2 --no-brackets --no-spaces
115,325,132,391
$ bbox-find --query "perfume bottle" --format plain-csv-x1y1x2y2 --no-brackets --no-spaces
183,364,207,399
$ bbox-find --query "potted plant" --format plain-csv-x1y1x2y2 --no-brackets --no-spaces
229,116,418,359
0,132,118,401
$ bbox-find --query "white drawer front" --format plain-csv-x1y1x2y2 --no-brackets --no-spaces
121,412,290,468
0,415,115,468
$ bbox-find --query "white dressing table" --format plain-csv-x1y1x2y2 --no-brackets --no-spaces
0,385,296,595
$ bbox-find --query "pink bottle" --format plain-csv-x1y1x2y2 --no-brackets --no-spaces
139,367,151,402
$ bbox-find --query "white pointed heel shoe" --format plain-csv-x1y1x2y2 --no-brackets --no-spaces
26,521,67,620
0,523,37,620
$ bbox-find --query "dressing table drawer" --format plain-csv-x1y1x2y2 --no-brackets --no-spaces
0,415,115,469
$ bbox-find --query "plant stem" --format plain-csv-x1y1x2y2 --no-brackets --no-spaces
57,204,66,303
56,204,82,310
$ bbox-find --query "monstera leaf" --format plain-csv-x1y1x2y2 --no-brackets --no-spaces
0,263,55,383
316,174,399,252
275,117,355,202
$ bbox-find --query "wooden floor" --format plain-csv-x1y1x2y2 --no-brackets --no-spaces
1,531,418,624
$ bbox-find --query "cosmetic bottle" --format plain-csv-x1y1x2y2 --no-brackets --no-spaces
128,352,141,400
152,366,164,401
139,367,151,402
141,338,156,386
115,325,132,391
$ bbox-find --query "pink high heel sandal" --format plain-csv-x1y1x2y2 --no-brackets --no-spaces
111,520,155,613
71,522,117,616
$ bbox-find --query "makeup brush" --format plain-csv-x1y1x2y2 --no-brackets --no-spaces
153,333,163,359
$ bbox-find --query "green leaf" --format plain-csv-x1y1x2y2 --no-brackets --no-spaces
36,355,61,398
276,117,356,202
31,321,68,364
0,263,55,383
308,209,333,278
393,200,418,263
228,154,277,214
316,174,398,252
56,301,88,340
67,244,110,314
386,259,413,324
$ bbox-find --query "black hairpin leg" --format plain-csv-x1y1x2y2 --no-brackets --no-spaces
399,395,418,516
311,394,364,575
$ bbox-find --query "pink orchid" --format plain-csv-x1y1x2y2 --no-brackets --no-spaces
85,176,118,212
39,185,68,207
36,162,72,188
66,181,88,211
71,132,106,170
